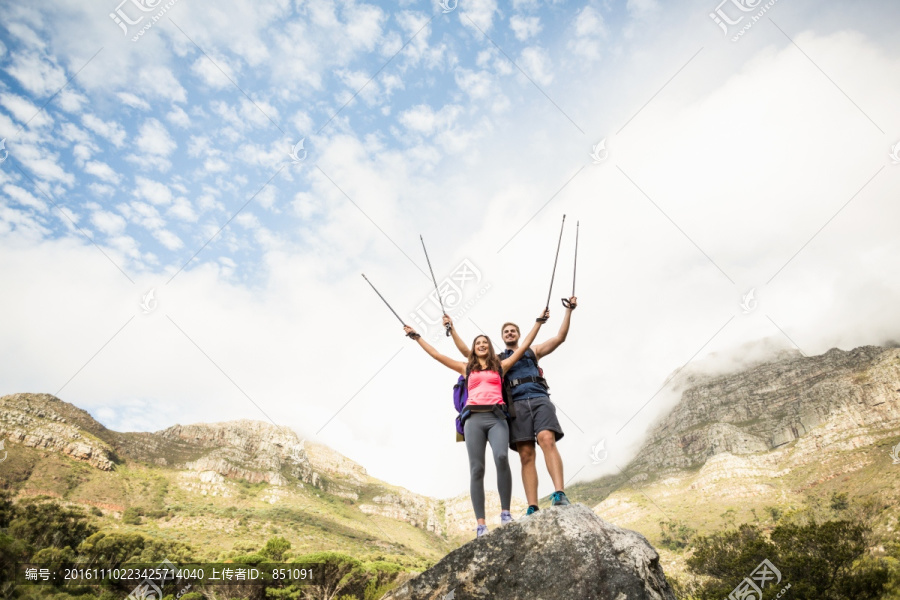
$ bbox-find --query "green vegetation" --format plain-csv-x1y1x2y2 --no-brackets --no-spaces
0,489,416,600
681,518,890,599
658,519,695,551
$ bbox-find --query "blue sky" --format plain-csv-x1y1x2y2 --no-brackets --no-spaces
2,0,900,500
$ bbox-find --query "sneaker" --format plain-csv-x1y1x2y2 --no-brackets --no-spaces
550,491,571,506
526,505,539,516
476,524,488,537
500,510,513,525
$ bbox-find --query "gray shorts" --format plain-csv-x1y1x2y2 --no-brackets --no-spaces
509,396,564,451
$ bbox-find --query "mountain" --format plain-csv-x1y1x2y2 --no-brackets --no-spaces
567,344,900,574
0,393,522,562
3,344,899,575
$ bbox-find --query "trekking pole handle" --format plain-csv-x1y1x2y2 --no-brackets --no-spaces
561,221,579,309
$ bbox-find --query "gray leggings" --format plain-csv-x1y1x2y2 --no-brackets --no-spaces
463,411,512,520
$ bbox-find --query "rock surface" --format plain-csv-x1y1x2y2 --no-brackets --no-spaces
0,393,117,470
629,346,900,477
383,504,676,600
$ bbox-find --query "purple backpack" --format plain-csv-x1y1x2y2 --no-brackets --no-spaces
453,375,470,442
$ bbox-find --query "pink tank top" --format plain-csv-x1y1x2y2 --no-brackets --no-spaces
466,370,504,406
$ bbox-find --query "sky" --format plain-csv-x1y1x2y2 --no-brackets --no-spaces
1,0,899,501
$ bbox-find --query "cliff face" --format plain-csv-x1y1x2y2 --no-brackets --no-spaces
0,393,117,471
630,346,900,476
581,345,900,550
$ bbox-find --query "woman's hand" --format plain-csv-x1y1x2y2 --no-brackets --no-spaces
442,314,453,329
403,325,421,339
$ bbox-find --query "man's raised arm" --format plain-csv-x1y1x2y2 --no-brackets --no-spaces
533,296,577,359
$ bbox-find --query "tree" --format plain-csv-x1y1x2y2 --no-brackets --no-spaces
261,536,292,562
289,552,364,600
687,518,890,600
8,498,97,552
0,490,14,529
658,519,696,551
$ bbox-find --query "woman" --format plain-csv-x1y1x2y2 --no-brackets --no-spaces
403,308,549,537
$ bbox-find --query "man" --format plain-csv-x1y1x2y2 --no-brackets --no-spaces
443,295,577,515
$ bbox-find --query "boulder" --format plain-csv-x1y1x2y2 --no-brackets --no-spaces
383,504,675,600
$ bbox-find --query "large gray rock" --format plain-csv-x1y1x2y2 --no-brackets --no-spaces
384,504,676,600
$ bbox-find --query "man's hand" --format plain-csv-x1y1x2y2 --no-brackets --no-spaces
565,296,578,309
536,308,550,323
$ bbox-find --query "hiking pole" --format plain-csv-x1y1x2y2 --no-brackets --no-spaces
361,274,416,337
419,235,451,337
545,214,566,310
562,221,578,308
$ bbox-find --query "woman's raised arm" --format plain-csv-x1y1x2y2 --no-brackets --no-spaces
499,309,549,372
404,326,467,376
443,314,471,358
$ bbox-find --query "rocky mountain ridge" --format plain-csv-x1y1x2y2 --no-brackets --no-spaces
0,393,516,541
566,344,900,563
629,345,900,477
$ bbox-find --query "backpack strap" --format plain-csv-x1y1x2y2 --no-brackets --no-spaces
502,348,549,391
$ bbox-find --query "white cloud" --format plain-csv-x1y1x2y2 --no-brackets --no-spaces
90,208,127,236
518,46,554,86
59,122,93,147
462,0,499,33
510,15,542,41
168,197,198,222
117,92,151,110
57,88,88,113
254,186,278,211
88,183,116,197
191,55,239,90
398,104,463,136
455,68,495,101
626,0,660,17
203,157,229,173
136,118,177,157
0,93,53,128
72,144,93,165
5,22,46,50
84,160,121,184
8,142,74,185
81,114,126,147
167,106,191,128
152,228,183,250
121,201,165,230
136,66,187,103
4,184,48,213
6,52,68,97
134,176,173,206
568,6,607,62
